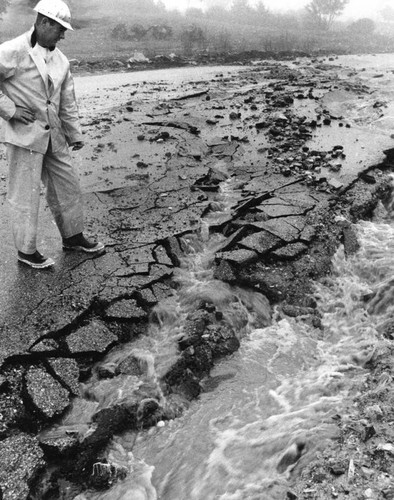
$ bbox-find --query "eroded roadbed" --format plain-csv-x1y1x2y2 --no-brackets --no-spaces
0,60,394,499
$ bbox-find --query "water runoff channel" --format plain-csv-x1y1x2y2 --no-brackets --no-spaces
48,163,394,499
41,59,394,499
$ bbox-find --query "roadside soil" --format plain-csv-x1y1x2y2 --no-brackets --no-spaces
1,56,394,499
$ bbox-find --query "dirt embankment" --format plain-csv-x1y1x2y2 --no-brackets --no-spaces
1,57,394,499
69,50,341,77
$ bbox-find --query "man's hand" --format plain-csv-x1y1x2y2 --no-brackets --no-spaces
12,106,36,124
71,141,84,151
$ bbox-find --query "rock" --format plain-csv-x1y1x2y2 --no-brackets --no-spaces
237,263,294,302
39,433,79,458
128,51,150,64
0,434,45,500
272,242,308,260
383,147,394,160
194,166,228,191
363,488,376,499
173,89,208,101
46,358,80,396
30,338,59,352
213,259,237,282
165,236,184,266
281,304,315,317
238,230,282,255
137,161,148,168
0,390,29,438
342,223,360,256
115,354,148,376
105,299,147,321
252,219,300,242
328,178,344,190
178,310,210,349
151,282,173,301
138,288,157,306
277,441,305,473
229,111,240,120
152,131,170,142
329,459,347,476
97,362,117,379
83,383,161,450
25,366,70,419
377,443,394,454
377,317,394,339
257,203,307,218
90,461,128,490
167,366,202,400
111,60,125,68
144,119,200,135
216,249,257,266
210,141,238,157
154,245,173,266
359,172,376,184
206,324,240,358
362,424,376,441
255,121,268,129
300,225,316,242
66,321,117,355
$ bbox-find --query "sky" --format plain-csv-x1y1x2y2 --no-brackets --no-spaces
161,0,390,19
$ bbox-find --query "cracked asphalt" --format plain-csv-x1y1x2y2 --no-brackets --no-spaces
0,59,392,364
0,59,392,369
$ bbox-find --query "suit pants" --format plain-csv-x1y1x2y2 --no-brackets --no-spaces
7,142,84,254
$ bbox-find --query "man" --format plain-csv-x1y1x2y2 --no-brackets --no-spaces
0,0,104,269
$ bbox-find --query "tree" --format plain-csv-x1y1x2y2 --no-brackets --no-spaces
306,0,349,30
180,25,206,55
230,0,254,24
254,1,271,26
255,1,269,17
205,5,230,23
155,0,167,13
185,7,204,20
0,0,10,19
149,24,173,40
348,18,375,36
380,6,394,22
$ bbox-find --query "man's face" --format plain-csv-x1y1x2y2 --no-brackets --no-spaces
38,18,67,48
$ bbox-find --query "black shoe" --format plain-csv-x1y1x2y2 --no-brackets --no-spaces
63,233,105,253
18,250,55,269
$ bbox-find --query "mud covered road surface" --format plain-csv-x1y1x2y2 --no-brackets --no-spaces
1,58,394,499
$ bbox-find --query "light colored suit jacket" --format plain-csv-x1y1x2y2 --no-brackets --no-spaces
0,27,82,154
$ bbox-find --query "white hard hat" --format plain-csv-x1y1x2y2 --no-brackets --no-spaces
34,0,73,31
